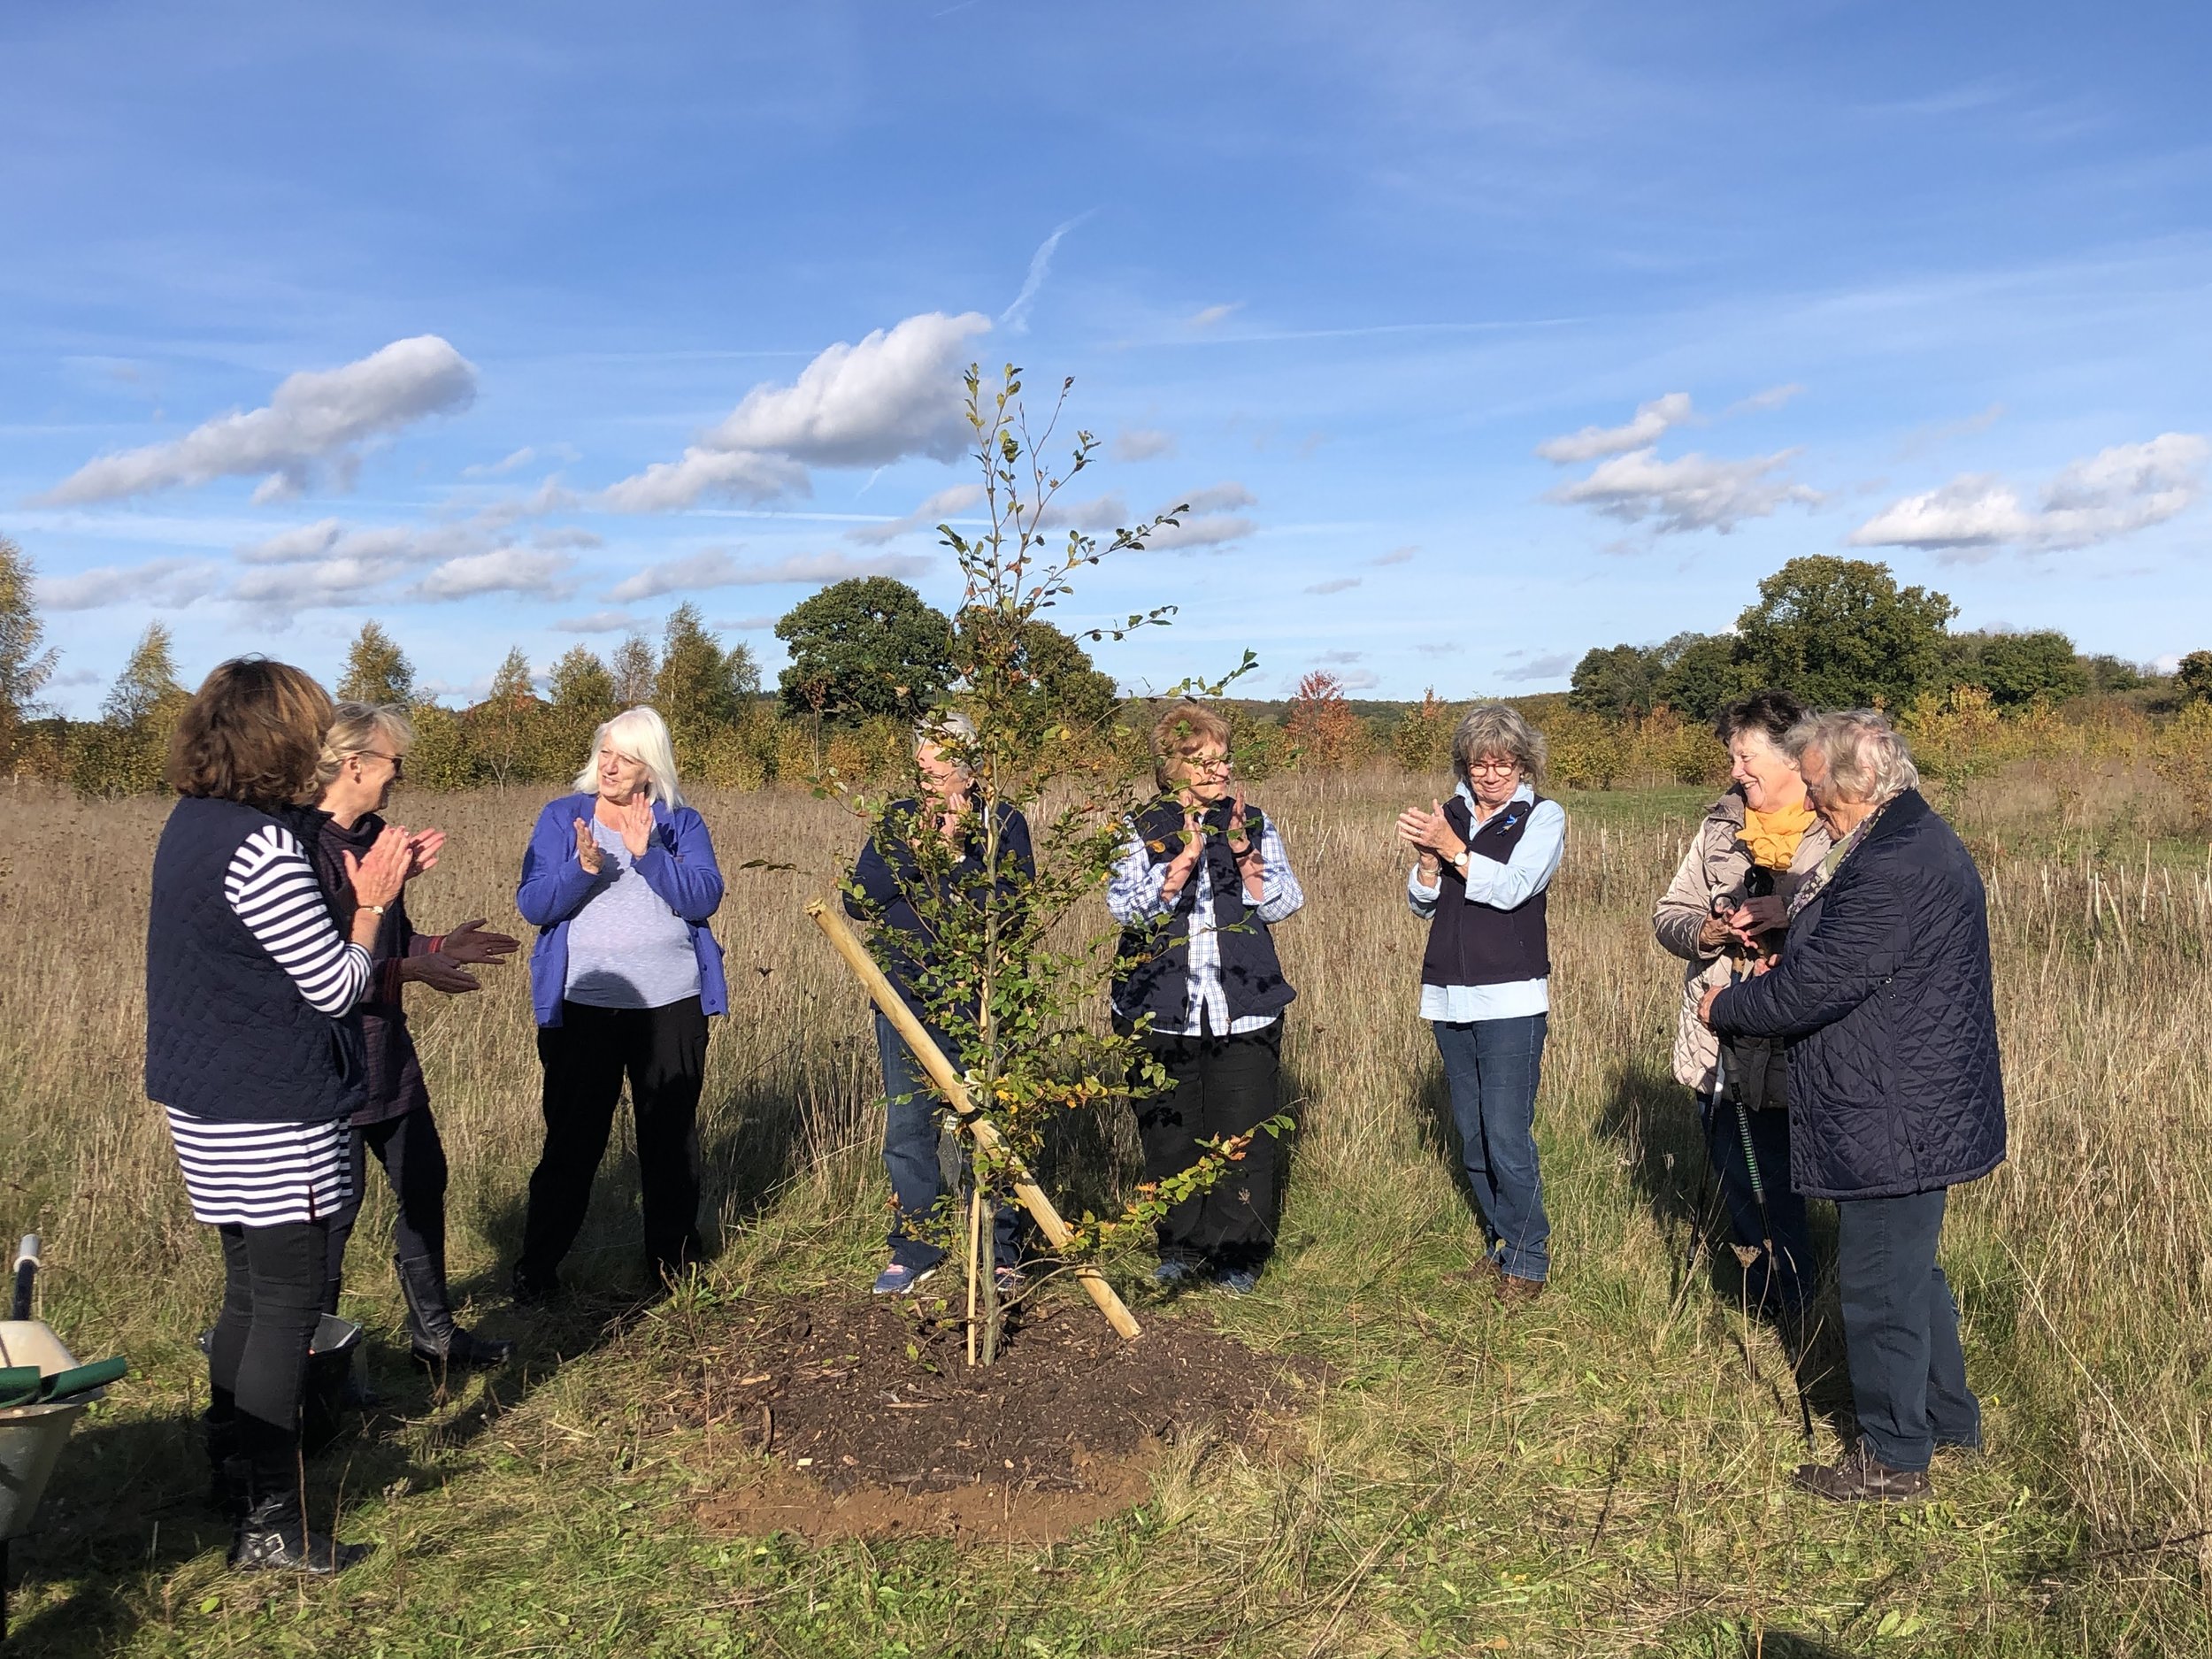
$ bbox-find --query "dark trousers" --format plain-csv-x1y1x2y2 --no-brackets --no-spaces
1701,1097,1813,1313
874,1011,1020,1271
519,997,709,1283
1836,1187,1981,1471
1432,1014,1550,1281
1132,1022,1285,1271
209,1219,327,1479
323,1106,449,1310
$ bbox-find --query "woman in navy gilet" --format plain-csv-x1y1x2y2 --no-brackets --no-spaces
1397,704,1567,1303
1107,703,1304,1294
147,658,412,1574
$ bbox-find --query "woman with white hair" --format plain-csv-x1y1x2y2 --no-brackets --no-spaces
1397,704,1567,1305
511,706,726,1301
1701,710,2005,1502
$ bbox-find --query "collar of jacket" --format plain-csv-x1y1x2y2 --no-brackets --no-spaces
1849,787,1929,855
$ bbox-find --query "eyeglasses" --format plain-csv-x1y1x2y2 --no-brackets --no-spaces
1467,757,1519,776
358,751,405,779
1187,751,1233,772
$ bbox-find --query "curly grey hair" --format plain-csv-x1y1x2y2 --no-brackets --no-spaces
1785,710,1920,805
1451,703,1548,787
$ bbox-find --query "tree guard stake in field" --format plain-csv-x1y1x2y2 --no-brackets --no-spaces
806,899,1141,1342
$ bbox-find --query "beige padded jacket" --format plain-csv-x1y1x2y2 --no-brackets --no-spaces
1651,789,1832,1099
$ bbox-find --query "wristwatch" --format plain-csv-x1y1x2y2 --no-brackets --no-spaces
1451,850,1471,875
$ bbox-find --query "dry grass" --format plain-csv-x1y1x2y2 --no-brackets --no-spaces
0,769,2208,1655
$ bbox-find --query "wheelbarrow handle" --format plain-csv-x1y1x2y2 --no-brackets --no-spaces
11,1235,38,1324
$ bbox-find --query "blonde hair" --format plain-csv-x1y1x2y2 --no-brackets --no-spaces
1151,703,1233,790
1451,704,1547,787
573,705,685,808
315,702,414,795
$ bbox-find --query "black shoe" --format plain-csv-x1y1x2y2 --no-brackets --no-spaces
1792,1441,1930,1503
508,1262,560,1307
228,1492,373,1575
204,1429,249,1521
397,1254,515,1371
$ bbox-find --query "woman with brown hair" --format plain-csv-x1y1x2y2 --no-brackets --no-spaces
147,658,409,1575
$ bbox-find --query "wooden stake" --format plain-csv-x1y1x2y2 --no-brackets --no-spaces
965,1187,981,1368
806,899,1142,1340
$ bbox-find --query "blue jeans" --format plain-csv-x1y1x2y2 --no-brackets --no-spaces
1432,1014,1550,1282
874,1011,1019,1271
1836,1187,1980,1471
1701,1096,1813,1314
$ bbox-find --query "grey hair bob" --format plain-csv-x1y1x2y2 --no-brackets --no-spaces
1785,710,1920,804
1450,703,1548,788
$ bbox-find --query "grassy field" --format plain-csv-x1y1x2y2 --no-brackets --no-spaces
1,767,2208,1656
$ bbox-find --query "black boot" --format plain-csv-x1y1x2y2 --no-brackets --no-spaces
396,1254,514,1372
228,1432,372,1575
203,1411,247,1519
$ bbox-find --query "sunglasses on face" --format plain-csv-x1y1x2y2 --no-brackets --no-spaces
358,751,404,780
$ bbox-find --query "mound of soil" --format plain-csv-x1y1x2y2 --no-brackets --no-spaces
671,1290,1317,1543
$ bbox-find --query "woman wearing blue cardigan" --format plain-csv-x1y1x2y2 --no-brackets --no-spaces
510,706,726,1301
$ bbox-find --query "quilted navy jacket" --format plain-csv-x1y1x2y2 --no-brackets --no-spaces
1709,789,2006,1201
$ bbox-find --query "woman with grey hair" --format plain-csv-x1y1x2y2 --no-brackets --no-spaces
1396,704,1567,1303
511,706,726,1301
844,710,1033,1295
1702,711,2005,1502
295,703,518,1371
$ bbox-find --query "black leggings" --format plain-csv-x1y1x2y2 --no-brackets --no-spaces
323,1106,449,1309
518,997,709,1281
209,1220,326,1476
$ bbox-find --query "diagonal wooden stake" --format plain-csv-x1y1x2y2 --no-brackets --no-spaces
806,899,1141,1341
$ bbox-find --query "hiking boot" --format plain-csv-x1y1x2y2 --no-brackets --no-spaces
229,1490,373,1575
1206,1265,1261,1296
1496,1272,1546,1307
396,1254,514,1373
1150,1256,1202,1287
1792,1441,1930,1502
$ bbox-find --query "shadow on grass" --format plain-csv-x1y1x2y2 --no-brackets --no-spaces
1592,1053,1854,1444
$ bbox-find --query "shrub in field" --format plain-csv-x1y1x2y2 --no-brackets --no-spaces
68,623,185,797
1286,670,1363,771
2153,700,2212,828
1901,685,2008,817
0,536,57,777
1391,688,1456,775
336,619,417,706
836,365,1265,1365
1544,707,1631,790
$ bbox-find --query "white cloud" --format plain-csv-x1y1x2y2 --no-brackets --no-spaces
464,446,538,477
1550,446,1820,534
231,557,398,610
1187,303,1241,329
1502,651,1575,681
1415,641,1463,657
1001,215,1089,334
533,526,603,550
1040,493,1130,532
606,548,931,603
1728,382,1806,414
598,447,810,512
36,335,476,505
1371,545,1417,566
706,311,993,466
1317,649,1364,663
412,547,573,602
848,483,983,545
713,615,779,632
1167,482,1257,516
236,518,477,567
472,477,581,529
1306,578,1361,595
1111,427,1177,463
1535,393,1694,464
1147,514,1257,551
554,610,641,634
38,558,220,611
1338,668,1380,691
1849,433,2208,559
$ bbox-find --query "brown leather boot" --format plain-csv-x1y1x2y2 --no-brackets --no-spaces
1495,1272,1545,1307
1792,1441,1930,1502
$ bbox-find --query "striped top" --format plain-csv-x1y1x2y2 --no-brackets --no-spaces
166,824,370,1226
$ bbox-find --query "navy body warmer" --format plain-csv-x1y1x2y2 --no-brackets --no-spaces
145,795,365,1125
1418,794,1553,989
1113,798,1296,1027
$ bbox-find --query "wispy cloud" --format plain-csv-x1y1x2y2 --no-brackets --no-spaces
1502,651,1573,681
605,548,931,603
1850,433,2208,560
848,483,983,544
553,610,641,634
1187,303,1241,330
1727,382,1805,415
35,336,476,506
411,547,573,602
1111,427,1177,463
1535,393,1694,464
37,558,220,611
1370,545,1417,566
1305,577,1360,595
1000,213,1092,334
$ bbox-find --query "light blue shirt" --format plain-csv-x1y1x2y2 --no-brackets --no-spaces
563,819,704,1010
1408,781,1565,1023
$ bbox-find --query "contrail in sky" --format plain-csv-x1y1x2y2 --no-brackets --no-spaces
1000,211,1096,334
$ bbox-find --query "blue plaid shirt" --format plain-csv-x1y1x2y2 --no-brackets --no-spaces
1107,818,1304,1035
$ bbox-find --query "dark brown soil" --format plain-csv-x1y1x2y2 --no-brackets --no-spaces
668,1289,1318,1543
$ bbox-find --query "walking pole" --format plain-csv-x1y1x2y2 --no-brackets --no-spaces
806,900,1141,1341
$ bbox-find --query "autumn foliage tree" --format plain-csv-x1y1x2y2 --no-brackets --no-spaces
1286,670,1363,771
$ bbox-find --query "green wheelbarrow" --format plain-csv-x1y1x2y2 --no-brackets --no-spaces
0,1236,127,1640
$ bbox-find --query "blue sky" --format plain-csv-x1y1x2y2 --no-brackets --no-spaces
6,2,2208,713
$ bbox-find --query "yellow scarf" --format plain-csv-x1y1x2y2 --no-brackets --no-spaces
1739,801,1816,871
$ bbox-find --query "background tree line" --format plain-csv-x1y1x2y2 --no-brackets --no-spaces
3,537,2208,806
